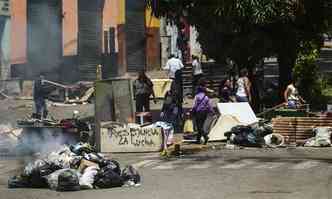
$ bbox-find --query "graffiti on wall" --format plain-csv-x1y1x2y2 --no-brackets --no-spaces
100,122,162,153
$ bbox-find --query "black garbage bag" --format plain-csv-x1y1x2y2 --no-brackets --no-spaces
22,159,61,188
99,159,121,175
94,165,124,188
57,169,80,192
8,175,30,188
121,165,141,184
226,125,263,147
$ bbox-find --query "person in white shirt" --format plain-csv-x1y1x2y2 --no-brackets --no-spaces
192,55,203,95
284,78,305,108
236,68,252,102
163,54,184,79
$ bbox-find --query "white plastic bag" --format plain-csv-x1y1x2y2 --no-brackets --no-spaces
79,166,99,189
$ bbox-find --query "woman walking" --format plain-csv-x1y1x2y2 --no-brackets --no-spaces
192,79,214,144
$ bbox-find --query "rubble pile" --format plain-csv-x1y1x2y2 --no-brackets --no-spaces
225,123,274,147
8,143,141,191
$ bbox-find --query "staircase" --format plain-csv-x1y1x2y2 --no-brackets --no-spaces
318,48,332,73
182,62,227,95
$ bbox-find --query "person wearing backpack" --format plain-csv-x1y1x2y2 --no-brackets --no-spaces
191,79,214,144
160,90,179,128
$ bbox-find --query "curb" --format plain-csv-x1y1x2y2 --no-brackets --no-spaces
167,142,226,156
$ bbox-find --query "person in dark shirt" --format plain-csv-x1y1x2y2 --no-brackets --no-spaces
160,90,179,128
133,70,156,112
33,75,48,119
219,78,234,103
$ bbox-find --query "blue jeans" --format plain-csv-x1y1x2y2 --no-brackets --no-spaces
34,98,48,119
236,95,249,102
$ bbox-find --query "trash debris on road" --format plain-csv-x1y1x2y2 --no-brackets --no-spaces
264,133,285,148
225,123,273,147
8,143,141,191
304,127,332,147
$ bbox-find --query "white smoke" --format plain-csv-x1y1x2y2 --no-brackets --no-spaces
0,124,20,155
18,127,77,156
0,124,77,157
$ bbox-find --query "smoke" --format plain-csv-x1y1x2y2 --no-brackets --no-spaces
0,124,19,155
0,124,77,157
18,127,77,156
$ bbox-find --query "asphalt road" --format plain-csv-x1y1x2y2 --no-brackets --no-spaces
1,149,332,199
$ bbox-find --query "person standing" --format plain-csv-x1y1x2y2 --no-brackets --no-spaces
192,80,214,144
33,74,48,119
236,68,252,103
133,70,156,112
284,78,305,109
163,54,184,79
219,78,234,103
192,55,203,96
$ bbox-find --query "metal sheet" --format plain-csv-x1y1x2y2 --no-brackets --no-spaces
94,78,134,151
126,0,146,72
217,103,258,125
27,0,62,79
78,0,104,80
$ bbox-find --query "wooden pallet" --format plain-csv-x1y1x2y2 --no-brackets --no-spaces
272,117,332,144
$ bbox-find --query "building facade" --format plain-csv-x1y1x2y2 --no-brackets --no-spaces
8,0,161,82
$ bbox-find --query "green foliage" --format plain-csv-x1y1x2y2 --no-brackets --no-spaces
293,49,326,109
147,0,332,96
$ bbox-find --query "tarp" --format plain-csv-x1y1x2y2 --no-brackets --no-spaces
208,115,243,141
217,103,258,125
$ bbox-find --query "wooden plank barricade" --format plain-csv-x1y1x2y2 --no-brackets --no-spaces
272,117,332,144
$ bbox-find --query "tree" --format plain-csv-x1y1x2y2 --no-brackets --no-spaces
146,0,332,99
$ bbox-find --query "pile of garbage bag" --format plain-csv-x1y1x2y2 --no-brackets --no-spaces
225,124,273,147
8,142,141,191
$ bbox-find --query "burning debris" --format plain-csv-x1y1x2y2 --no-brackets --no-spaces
8,142,141,191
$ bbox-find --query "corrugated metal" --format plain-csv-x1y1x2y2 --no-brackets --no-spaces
126,0,146,72
272,117,332,144
27,0,62,78
78,0,104,80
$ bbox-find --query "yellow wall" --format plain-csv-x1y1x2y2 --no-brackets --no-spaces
117,0,125,24
145,7,160,28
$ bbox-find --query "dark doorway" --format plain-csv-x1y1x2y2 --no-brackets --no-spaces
27,0,63,80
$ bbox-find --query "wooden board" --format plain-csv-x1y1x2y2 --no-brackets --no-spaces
272,117,332,144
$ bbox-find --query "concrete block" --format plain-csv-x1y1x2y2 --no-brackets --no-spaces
100,122,162,153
